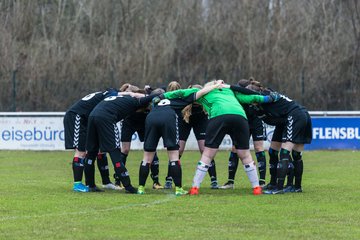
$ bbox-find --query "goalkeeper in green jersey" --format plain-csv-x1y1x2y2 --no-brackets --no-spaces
161,80,279,195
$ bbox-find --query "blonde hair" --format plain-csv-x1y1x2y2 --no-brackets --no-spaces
167,81,181,91
181,84,204,123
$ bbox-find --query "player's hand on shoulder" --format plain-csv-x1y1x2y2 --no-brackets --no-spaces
269,91,281,102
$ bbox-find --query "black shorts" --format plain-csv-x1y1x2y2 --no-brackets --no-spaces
271,125,285,143
179,113,207,141
272,109,312,144
205,114,250,149
63,111,87,151
144,108,179,152
249,117,267,141
86,115,120,153
120,118,145,142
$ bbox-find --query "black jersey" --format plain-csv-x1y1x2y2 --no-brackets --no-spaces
67,89,118,117
154,92,196,113
123,111,148,126
231,85,301,126
255,92,304,126
90,94,155,122
242,104,258,122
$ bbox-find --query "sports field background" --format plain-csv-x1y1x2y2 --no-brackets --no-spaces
1,150,359,239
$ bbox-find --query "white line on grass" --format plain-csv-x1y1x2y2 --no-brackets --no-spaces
0,194,176,222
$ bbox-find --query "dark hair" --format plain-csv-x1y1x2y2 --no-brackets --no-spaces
151,88,165,95
238,79,251,87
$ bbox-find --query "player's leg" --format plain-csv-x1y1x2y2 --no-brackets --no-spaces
292,144,305,192
266,141,294,194
97,152,110,184
190,116,226,195
108,148,137,193
165,118,189,189
139,112,162,194
190,147,217,195
162,114,186,196
236,148,262,195
112,141,131,188
263,125,283,190
83,115,103,192
72,149,88,192
138,151,156,194
254,141,266,187
250,117,267,187
151,152,163,189
231,115,262,195
284,153,295,192
96,119,136,193
220,146,238,189
193,116,219,189
163,139,186,189
291,111,312,192
119,119,135,187
167,150,187,196
64,112,89,192
269,110,311,194
97,152,122,190
84,150,104,192
197,143,219,189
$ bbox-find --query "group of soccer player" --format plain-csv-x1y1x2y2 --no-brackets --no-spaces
63,77,312,195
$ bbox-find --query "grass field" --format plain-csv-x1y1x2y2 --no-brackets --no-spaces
1,150,360,240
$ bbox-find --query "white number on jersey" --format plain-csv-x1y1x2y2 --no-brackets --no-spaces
82,92,101,101
158,99,171,106
104,95,124,101
280,94,292,102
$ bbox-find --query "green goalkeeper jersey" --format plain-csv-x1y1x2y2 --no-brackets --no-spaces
163,88,267,119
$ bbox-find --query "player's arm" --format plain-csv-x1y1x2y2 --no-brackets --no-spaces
138,92,162,106
233,92,277,104
195,80,224,100
163,88,199,100
225,84,280,103
228,84,261,95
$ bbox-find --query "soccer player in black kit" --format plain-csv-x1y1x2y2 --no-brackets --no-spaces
63,89,119,192
233,79,312,194
116,84,163,189
84,91,161,193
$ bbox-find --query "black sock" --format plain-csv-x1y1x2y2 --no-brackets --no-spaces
208,159,217,183
114,152,127,185
165,161,172,182
121,153,128,166
268,148,279,185
150,153,160,184
277,148,290,190
286,155,294,187
228,152,239,183
109,149,131,187
139,161,150,186
97,153,111,185
255,151,266,185
169,160,182,187
84,152,97,188
72,157,85,182
292,150,303,189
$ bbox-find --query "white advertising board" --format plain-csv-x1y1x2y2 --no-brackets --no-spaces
0,113,271,150
0,116,65,150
